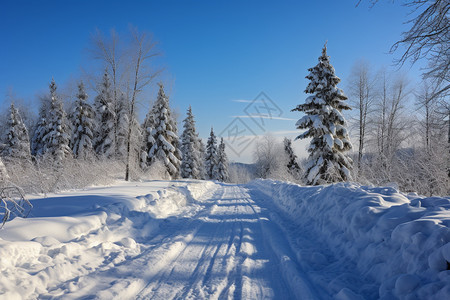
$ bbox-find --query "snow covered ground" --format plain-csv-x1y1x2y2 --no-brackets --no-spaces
0,179,449,299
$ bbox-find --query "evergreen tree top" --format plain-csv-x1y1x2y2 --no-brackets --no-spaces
304,43,346,102
77,81,88,102
50,78,58,101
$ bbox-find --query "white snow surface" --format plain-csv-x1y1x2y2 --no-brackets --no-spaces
0,179,449,299
248,179,450,299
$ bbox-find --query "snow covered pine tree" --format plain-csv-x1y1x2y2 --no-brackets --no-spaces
2,103,31,160
93,71,116,158
180,106,203,179
205,128,219,180
31,88,52,157
292,43,353,185
141,100,156,169
70,81,95,159
283,137,302,180
42,79,72,163
216,138,229,182
148,83,181,178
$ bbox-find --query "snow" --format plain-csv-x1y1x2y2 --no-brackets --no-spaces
248,179,450,299
0,179,449,299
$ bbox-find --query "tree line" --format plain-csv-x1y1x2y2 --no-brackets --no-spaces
0,28,229,192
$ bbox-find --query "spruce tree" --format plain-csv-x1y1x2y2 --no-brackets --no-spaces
31,93,52,157
283,137,302,180
205,127,218,180
93,71,116,158
2,103,31,160
42,79,71,162
292,44,353,185
141,103,156,169
148,83,181,178
180,106,203,179
216,138,229,182
70,81,95,159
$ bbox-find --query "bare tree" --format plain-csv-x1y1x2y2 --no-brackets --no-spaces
386,75,412,157
415,80,441,151
347,60,376,171
90,27,162,181
124,27,161,181
359,0,449,98
90,29,122,157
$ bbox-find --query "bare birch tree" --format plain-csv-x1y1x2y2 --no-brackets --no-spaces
124,28,161,181
359,0,449,98
90,29,122,157
347,60,376,171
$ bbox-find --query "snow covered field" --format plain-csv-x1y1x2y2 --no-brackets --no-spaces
0,179,449,299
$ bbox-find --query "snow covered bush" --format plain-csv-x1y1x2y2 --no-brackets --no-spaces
253,135,300,183
228,163,255,184
0,158,8,182
145,158,172,180
292,43,353,185
2,157,124,194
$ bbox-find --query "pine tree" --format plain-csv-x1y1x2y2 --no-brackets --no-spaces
283,137,302,180
93,71,116,158
180,106,203,179
42,79,71,162
2,103,31,160
141,103,156,169
216,138,229,182
292,44,353,185
205,127,218,180
148,83,181,178
70,81,95,159
31,93,52,157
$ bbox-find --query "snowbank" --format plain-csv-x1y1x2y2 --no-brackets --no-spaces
247,179,450,299
0,180,218,299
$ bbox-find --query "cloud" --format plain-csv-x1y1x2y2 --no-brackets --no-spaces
231,114,295,121
231,99,263,103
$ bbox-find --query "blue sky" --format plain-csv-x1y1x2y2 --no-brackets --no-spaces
1,0,423,162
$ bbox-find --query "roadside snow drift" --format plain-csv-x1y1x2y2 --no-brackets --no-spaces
0,180,217,299
248,179,450,299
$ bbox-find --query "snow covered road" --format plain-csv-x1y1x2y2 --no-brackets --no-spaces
72,184,319,299
1,180,449,299
133,184,313,299
0,181,323,299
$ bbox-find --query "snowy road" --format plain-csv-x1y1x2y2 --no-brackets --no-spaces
2,180,449,299
73,184,320,299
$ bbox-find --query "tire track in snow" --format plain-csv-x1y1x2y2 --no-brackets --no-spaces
52,183,326,299
135,186,228,299
240,186,323,300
